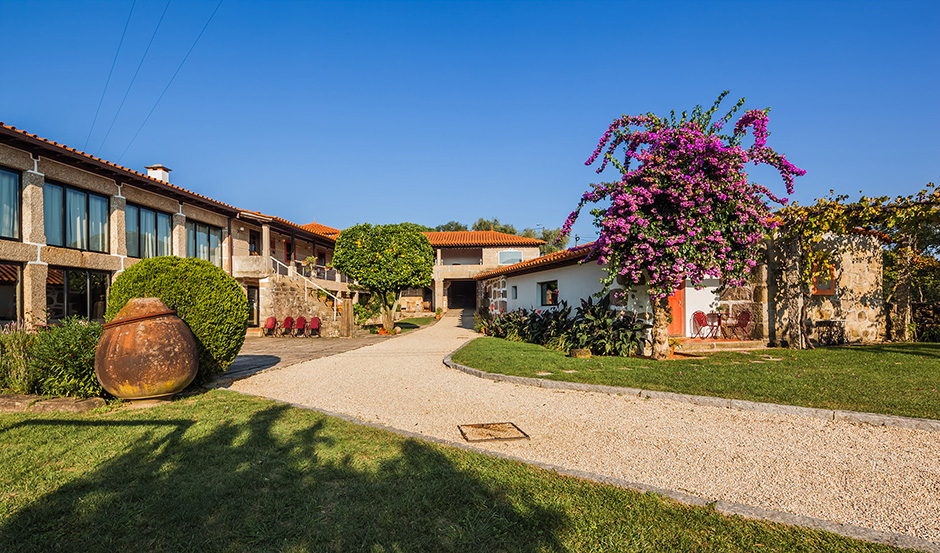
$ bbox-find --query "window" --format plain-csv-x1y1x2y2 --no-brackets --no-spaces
185,221,223,267
126,204,171,258
511,285,517,300
0,167,21,240
43,181,109,252
45,267,109,323
812,264,836,296
498,250,523,265
248,230,260,255
0,262,20,323
539,280,559,306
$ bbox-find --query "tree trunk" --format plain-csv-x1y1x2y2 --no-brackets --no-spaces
784,236,804,349
381,292,402,332
896,235,913,342
650,296,672,360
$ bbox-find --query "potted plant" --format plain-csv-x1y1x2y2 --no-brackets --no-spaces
435,307,442,320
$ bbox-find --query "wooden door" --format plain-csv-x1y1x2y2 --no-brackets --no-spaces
667,282,685,336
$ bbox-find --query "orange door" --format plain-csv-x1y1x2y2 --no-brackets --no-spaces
667,282,685,336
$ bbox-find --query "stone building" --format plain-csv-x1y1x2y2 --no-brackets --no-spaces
0,122,346,333
475,233,886,345
398,231,544,313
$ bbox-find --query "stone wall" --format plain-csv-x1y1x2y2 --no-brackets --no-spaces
913,302,940,338
258,277,341,337
766,234,884,346
717,262,770,340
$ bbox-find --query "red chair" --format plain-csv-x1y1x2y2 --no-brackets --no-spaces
279,316,294,337
293,316,307,337
309,316,321,337
691,311,710,338
262,317,277,337
725,310,752,340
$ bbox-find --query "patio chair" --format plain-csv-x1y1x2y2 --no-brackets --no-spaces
262,317,277,337
309,316,321,337
293,316,307,337
279,316,294,337
725,310,752,340
691,311,713,338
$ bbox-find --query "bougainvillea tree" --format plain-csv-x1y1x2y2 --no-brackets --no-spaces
561,92,806,359
331,223,434,331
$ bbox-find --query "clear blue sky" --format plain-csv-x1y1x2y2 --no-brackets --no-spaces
1,0,937,243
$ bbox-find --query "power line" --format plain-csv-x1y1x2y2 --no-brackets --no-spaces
83,0,137,152
117,0,224,164
96,0,173,153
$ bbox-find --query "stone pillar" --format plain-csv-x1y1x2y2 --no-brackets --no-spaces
172,212,187,258
22,171,45,244
436,248,442,265
782,236,804,348
261,224,271,273
23,262,47,328
433,277,444,312
110,194,127,257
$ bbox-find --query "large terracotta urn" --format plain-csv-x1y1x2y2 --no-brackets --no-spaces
95,298,198,400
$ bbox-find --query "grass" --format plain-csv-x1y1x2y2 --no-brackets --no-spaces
0,390,911,552
452,338,940,421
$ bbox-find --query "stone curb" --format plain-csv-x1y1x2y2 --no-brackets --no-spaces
442,350,940,434
0,394,106,414
239,392,940,553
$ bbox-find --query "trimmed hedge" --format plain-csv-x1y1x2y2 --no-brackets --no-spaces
106,257,248,384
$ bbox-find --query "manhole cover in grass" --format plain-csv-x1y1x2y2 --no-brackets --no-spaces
458,422,530,442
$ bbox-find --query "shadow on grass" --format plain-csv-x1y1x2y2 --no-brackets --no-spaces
0,402,566,552
840,343,940,359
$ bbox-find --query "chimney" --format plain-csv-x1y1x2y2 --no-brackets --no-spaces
145,164,172,183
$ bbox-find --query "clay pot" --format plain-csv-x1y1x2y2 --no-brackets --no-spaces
95,298,198,400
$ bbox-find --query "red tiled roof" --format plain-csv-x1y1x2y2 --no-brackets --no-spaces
0,121,342,242
475,242,597,280
423,231,545,247
0,121,240,214
302,221,341,237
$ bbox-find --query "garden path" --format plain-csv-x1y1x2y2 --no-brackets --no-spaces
224,310,940,546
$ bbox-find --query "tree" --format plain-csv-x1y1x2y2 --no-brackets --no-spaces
562,92,806,359
522,227,570,254
434,221,468,232
472,218,516,235
331,223,434,331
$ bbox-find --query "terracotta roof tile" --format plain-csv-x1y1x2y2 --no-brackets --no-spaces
0,121,239,212
475,242,596,280
423,231,545,247
301,222,341,237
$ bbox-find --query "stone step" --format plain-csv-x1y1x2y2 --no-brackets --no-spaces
678,339,767,352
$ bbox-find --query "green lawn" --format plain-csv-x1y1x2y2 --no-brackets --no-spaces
452,338,940,421
397,316,435,328
0,390,909,552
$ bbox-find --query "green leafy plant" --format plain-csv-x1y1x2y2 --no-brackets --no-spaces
568,296,650,356
0,322,36,393
28,317,104,398
106,257,248,385
331,223,434,331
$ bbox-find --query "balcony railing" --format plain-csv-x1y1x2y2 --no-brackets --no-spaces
295,263,350,283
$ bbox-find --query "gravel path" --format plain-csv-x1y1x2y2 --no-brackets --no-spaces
225,313,940,544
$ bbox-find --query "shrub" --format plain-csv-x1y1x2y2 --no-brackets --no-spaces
568,295,649,356
106,257,248,385
29,317,104,398
0,322,36,393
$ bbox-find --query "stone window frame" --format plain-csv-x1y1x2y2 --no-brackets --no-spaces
125,202,173,259
43,180,110,253
0,164,22,242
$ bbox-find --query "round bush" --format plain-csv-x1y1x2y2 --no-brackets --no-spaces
106,257,248,384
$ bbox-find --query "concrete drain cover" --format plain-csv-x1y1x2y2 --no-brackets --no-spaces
458,422,530,442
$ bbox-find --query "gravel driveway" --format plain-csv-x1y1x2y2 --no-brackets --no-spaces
225,312,940,546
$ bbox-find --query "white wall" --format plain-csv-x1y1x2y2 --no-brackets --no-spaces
504,261,614,312
684,278,721,337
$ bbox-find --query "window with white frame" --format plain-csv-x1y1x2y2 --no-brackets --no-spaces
539,280,559,306
498,250,522,265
